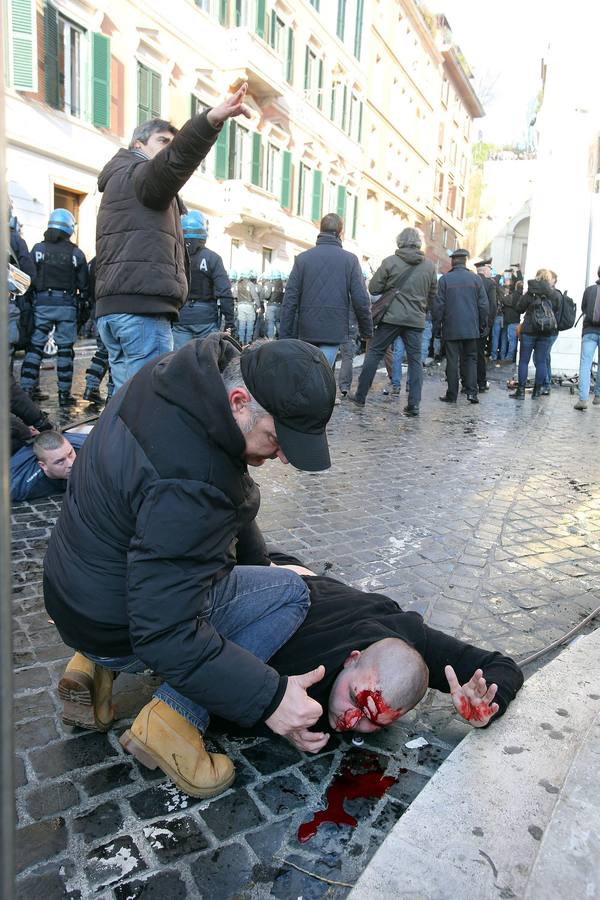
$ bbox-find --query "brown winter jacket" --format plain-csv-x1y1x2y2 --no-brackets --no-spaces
95,112,221,319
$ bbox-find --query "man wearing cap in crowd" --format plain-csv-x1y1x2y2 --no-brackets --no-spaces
44,334,336,799
473,258,497,392
434,249,488,405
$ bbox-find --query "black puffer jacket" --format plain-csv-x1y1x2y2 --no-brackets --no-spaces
179,241,235,329
517,279,561,336
95,112,221,320
280,233,373,343
43,335,288,727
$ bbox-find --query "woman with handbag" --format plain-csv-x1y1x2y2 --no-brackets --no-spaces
350,228,438,416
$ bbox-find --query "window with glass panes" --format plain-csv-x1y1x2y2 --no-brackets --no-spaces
229,121,250,180
191,96,209,172
265,144,281,195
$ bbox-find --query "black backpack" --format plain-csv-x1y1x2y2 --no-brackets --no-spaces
530,294,557,335
556,290,577,331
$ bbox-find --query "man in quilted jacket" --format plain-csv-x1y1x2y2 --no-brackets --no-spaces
279,213,373,371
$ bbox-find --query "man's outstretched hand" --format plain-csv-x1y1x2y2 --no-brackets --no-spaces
445,665,499,728
207,83,252,127
265,665,330,753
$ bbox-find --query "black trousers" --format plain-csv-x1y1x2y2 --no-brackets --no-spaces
446,339,477,400
355,323,424,407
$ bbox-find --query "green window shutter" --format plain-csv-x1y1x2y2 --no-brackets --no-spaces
352,195,358,239
358,100,363,142
43,2,59,108
269,12,276,47
91,33,110,128
317,58,323,110
281,150,292,208
219,0,228,26
235,0,242,27
342,84,348,131
251,132,262,186
311,170,323,222
336,0,346,40
286,28,294,83
137,64,149,123
330,84,336,121
354,0,364,59
304,47,310,91
214,122,230,180
10,0,37,91
255,0,266,38
150,70,161,118
336,184,347,219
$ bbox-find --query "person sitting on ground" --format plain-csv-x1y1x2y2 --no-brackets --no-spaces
215,556,523,744
11,427,87,503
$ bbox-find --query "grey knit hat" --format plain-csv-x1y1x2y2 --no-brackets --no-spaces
396,227,421,248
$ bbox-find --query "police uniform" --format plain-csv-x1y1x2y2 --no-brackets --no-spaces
236,276,260,344
172,239,234,349
20,214,88,402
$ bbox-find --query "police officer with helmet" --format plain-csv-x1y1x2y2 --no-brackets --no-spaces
20,208,89,405
172,211,235,348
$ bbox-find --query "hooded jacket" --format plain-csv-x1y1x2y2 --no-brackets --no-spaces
279,233,373,344
43,334,287,727
369,246,438,329
517,279,561,336
94,112,221,320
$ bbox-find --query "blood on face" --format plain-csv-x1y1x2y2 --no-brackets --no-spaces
335,688,402,731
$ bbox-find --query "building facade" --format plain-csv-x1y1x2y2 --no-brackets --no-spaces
5,0,480,278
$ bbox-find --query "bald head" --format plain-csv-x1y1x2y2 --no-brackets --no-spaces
328,637,429,732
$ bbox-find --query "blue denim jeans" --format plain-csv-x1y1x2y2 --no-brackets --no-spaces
502,323,518,361
421,318,433,361
578,333,600,400
84,565,309,732
311,343,339,367
265,304,281,339
391,336,405,388
237,303,256,344
518,334,553,386
490,315,503,360
172,322,218,350
97,314,173,393
544,334,558,386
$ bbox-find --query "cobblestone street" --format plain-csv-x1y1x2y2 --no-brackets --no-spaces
11,349,600,899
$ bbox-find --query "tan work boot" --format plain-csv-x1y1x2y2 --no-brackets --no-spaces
119,699,235,798
58,652,114,732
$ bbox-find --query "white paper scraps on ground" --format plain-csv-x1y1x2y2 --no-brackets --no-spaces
405,737,429,749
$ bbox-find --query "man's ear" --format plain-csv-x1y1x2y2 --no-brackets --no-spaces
228,387,251,413
37,460,48,476
342,650,361,669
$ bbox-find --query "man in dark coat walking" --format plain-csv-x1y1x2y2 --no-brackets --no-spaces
279,213,372,368
350,227,437,416
434,249,488,404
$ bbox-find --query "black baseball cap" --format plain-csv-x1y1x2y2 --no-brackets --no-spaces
240,340,336,471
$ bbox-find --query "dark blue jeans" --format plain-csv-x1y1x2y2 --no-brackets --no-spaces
518,334,553,386
84,565,310,732
356,323,423,406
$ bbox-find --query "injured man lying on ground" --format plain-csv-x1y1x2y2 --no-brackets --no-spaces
218,552,524,746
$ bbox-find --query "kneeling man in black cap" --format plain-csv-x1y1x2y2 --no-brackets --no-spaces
44,335,336,798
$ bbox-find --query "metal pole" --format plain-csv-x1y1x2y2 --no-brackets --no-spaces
0,4,16,894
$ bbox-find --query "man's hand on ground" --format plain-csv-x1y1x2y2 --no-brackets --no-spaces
265,665,330,753
207,83,252,127
445,665,499,727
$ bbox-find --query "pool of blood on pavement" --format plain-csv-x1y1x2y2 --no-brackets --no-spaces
297,750,404,843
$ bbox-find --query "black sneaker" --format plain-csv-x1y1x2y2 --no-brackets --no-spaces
25,387,49,402
439,395,456,403
404,405,419,417
478,383,490,392
467,394,479,404
58,391,77,407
